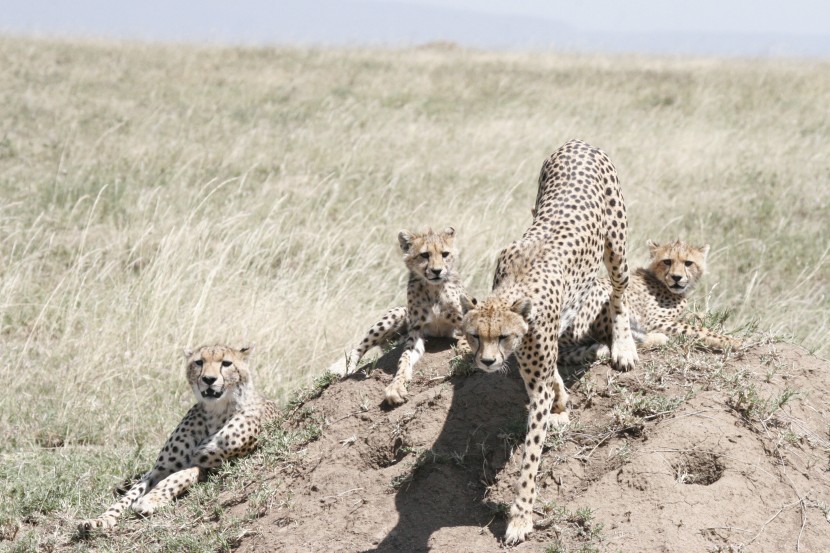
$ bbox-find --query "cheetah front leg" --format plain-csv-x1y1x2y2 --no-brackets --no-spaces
506,353,568,544
339,306,408,376
78,475,155,532
78,411,205,532
603,239,638,372
384,330,425,405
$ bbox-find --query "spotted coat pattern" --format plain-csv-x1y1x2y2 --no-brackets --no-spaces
336,227,469,405
559,239,741,363
78,345,277,533
460,139,638,544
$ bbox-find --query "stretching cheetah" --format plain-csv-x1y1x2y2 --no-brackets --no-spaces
78,345,277,533
460,139,637,544
331,227,470,405
559,239,740,363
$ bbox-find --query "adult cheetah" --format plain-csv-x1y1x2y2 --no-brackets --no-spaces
78,345,277,533
559,239,741,364
331,227,470,405
460,139,637,544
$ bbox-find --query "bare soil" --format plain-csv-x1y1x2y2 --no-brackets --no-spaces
232,340,830,552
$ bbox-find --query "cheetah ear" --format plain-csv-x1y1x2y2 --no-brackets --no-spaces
182,347,194,359
238,345,255,360
646,240,660,257
700,244,711,259
511,297,533,322
442,226,455,239
398,230,413,253
460,295,477,315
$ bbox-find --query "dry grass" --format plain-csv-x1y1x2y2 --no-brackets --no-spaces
0,36,828,549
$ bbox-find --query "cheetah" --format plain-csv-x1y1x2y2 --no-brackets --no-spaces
78,345,277,533
559,239,741,363
331,227,469,405
460,139,637,544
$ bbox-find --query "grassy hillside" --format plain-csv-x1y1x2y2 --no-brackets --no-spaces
0,36,828,548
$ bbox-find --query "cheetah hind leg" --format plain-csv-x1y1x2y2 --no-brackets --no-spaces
329,306,407,376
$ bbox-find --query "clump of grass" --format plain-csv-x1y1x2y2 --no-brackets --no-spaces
729,384,798,423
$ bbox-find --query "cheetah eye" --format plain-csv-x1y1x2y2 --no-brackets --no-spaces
221,360,233,367
441,251,450,258
662,260,672,266
498,335,508,341
194,359,203,367
420,252,430,259
468,333,479,340
684,260,693,267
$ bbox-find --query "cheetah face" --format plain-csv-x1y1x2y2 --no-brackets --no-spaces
460,296,530,373
398,227,457,285
647,240,710,296
184,345,252,408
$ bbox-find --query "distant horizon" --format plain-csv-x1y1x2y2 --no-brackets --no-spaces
2,0,829,59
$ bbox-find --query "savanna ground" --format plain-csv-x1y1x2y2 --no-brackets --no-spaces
0,36,828,551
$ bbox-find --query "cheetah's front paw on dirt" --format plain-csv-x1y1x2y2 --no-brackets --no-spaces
611,337,638,372
384,380,408,405
504,508,533,545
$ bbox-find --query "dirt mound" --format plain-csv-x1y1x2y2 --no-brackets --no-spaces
230,340,830,552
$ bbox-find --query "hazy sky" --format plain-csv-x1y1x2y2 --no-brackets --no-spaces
400,0,830,35
2,0,828,56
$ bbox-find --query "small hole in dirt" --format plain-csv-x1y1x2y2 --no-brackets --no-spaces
671,451,724,485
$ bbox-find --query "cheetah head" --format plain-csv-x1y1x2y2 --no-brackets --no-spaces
460,295,531,373
184,345,253,410
647,239,710,296
398,227,457,285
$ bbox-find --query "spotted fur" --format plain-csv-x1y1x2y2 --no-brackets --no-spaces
78,345,277,533
460,139,637,544
332,227,470,405
559,239,740,363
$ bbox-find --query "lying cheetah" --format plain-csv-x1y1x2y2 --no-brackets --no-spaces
331,227,469,405
559,239,740,363
460,139,637,544
78,345,277,532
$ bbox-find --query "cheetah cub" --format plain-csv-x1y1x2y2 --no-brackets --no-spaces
331,227,470,405
559,239,741,364
78,345,277,533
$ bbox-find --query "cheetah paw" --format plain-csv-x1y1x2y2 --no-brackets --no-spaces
77,516,115,534
641,332,669,349
131,497,158,516
611,338,638,372
549,410,570,427
384,380,408,406
504,511,533,545
593,343,611,359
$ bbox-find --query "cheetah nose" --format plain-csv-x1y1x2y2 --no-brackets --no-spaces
431,268,443,276
202,376,217,385
480,357,496,367
671,274,682,283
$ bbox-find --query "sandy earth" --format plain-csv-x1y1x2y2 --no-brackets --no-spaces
231,340,830,552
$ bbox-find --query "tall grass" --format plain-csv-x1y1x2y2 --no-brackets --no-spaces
0,36,828,543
